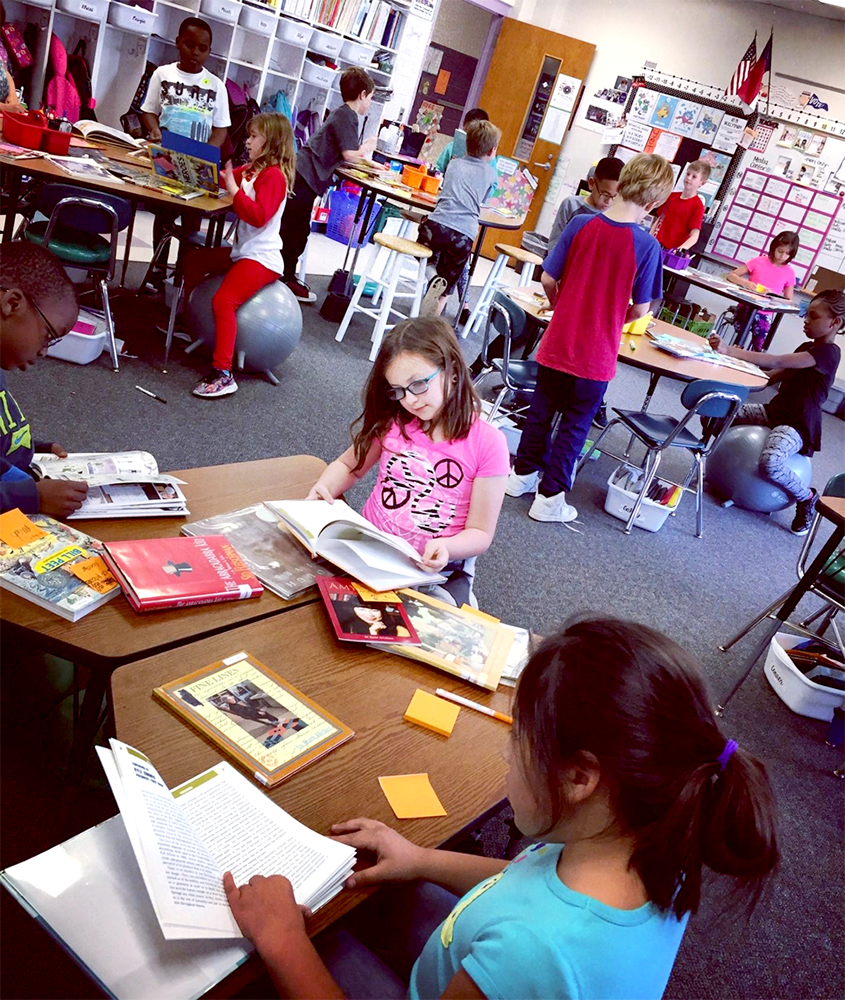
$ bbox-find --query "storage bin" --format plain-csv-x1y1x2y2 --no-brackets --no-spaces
3,110,48,150
276,16,311,45
107,3,158,32
46,311,107,365
300,59,333,88
238,3,274,32
309,28,343,57
41,128,72,155
604,465,679,532
22,0,53,8
340,39,374,65
662,249,690,270
420,173,441,195
56,0,108,20
326,186,379,248
402,164,425,189
764,633,845,721
200,0,241,23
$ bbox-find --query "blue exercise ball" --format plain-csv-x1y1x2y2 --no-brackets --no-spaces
706,425,812,513
185,275,302,384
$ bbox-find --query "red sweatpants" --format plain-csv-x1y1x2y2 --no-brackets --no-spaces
182,247,279,372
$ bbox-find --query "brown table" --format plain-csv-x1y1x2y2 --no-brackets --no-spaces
2,456,325,788
112,601,512,991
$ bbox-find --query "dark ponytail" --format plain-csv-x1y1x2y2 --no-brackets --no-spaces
513,617,779,919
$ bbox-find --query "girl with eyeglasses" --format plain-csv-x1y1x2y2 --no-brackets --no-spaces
307,317,509,607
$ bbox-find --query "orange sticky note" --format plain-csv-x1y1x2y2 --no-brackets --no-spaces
69,555,118,594
405,689,460,737
378,773,447,819
352,582,401,602
0,509,48,549
434,69,450,95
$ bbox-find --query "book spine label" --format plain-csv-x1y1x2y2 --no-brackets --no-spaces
137,588,261,610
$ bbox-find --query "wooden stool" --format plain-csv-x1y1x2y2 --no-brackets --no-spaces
371,205,429,307
461,243,543,340
336,233,433,361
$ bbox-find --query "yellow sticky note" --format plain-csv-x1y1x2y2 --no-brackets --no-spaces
378,773,447,819
0,509,48,549
69,555,118,594
351,582,401,602
404,689,460,737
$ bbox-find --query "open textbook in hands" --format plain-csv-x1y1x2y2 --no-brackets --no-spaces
97,739,356,940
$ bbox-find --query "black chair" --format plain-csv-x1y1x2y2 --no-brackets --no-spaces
473,292,536,423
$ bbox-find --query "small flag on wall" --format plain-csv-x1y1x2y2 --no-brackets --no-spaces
804,93,829,111
726,34,757,96
737,32,773,106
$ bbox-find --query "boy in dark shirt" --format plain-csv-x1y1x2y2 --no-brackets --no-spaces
0,243,88,517
280,66,377,303
709,289,845,535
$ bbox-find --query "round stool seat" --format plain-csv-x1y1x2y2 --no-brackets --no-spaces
374,233,432,258
494,243,543,266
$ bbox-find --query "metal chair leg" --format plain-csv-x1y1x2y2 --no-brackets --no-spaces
625,450,661,534
694,453,705,538
100,279,119,372
487,386,510,424
574,417,620,477
163,277,184,369
718,587,792,651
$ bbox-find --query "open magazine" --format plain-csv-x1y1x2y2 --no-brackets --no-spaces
32,451,189,518
268,499,446,592
97,739,356,940
646,331,767,377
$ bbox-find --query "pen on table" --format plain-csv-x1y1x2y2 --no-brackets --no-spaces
435,688,513,725
135,385,167,404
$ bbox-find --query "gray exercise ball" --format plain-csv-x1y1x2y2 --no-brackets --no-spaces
184,275,302,385
706,425,812,513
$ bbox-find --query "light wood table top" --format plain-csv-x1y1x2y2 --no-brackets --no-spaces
1,456,325,670
111,601,513,940
663,265,801,315
819,495,845,525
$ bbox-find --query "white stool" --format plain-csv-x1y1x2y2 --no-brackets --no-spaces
371,206,428,307
461,243,543,340
336,233,432,361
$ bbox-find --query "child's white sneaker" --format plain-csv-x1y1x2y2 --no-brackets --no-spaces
505,469,540,496
529,491,578,523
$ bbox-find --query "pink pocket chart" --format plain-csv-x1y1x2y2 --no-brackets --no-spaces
712,168,841,283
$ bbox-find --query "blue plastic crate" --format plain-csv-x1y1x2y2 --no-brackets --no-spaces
326,186,380,249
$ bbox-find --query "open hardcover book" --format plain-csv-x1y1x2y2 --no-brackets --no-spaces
646,332,766,377
72,120,146,149
97,739,357,940
32,451,188,518
267,499,445,592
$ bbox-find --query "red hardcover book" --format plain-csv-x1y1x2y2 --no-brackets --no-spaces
102,535,263,612
316,577,419,644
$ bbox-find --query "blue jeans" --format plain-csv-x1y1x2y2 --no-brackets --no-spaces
514,364,607,495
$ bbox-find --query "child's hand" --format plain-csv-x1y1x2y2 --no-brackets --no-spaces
306,483,335,503
36,479,88,517
330,818,428,888
223,872,311,947
50,443,69,458
419,539,449,571
222,160,238,196
708,333,725,353
148,125,162,142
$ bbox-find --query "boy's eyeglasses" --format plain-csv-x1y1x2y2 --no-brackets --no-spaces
385,368,441,401
0,287,65,347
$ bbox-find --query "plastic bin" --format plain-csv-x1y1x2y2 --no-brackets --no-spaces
107,3,158,33
46,311,107,365
3,110,48,150
200,0,241,23
764,633,845,721
662,249,690,270
309,28,343,57
340,39,375,65
56,0,108,20
238,3,274,32
276,16,311,45
420,174,441,195
604,465,679,532
41,128,72,155
326,186,380,249
402,164,425,189
301,59,334,88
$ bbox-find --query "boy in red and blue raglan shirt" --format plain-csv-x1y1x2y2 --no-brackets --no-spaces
505,153,674,526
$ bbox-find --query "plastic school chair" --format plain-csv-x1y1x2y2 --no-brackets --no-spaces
583,379,749,538
22,184,132,371
473,291,536,423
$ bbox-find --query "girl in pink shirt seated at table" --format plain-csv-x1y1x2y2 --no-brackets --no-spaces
308,317,510,607
727,230,798,351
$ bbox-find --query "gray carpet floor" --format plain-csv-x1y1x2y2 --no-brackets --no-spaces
4,266,844,999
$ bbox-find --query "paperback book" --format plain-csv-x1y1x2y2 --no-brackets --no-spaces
316,577,419,644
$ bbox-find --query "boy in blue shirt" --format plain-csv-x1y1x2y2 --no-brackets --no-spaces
506,153,673,525
0,243,88,517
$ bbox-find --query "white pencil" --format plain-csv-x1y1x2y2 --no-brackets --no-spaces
435,688,513,725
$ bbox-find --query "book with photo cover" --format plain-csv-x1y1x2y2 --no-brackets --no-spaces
0,509,120,621
317,577,420,644
153,651,354,787
182,504,333,600
373,590,514,691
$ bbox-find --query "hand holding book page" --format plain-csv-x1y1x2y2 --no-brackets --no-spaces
97,740,356,940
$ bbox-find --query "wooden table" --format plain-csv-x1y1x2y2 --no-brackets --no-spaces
111,601,512,992
2,456,325,789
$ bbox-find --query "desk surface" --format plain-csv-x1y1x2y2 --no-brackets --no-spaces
663,265,801,314
112,601,513,938
819,495,845,525
1,456,325,669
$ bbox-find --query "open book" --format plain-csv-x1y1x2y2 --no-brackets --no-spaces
646,331,766,377
72,120,146,150
32,451,189,518
97,739,356,940
267,499,446,592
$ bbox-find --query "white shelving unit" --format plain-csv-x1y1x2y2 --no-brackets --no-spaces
5,0,408,133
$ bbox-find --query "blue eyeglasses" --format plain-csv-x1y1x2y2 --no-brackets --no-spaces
385,368,441,401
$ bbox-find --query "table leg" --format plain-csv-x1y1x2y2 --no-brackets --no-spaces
457,223,488,323
343,190,378,298
764,311,784,352
119,203,137,289
2,167,22,243
736,306,757,349
63,666,109,787
205,214,215,248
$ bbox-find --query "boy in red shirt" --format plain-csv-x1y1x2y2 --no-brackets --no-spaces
652,159,710,251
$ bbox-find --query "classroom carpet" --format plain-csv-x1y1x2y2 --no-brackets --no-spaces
1,266,843,1000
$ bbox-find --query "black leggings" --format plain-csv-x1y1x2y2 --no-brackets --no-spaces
279,175,318,281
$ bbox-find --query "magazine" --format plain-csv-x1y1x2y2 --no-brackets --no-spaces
647,331,766,377
317,577,420,644
498,625,532,687
153,651,354,787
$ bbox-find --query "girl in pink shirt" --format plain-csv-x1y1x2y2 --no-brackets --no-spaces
308,317,510,606
727,231,798,350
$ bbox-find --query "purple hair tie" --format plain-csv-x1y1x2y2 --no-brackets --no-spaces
718,739,738,771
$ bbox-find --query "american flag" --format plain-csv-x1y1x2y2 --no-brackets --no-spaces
726,34,757,96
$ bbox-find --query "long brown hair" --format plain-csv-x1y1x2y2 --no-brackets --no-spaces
513,617,779,919
768,230,799,263
351,317,479,472
247,112,296,189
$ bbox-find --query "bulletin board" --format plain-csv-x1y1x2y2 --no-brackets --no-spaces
713,169,839,285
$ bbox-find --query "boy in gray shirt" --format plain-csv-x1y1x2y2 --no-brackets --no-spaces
547,156,623,252
418,119,501,316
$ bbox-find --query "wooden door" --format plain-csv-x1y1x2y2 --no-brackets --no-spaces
478,18,595,255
